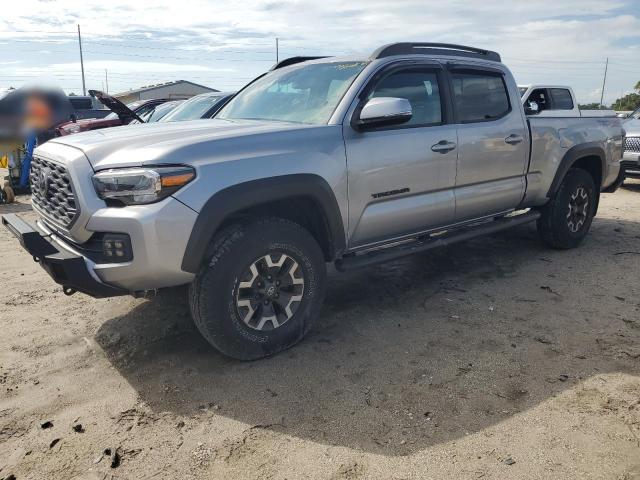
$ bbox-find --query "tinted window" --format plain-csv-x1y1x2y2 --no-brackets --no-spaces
452,72,510,122
368,70,442,126
525,88,549,113
69,97,92,110
550,88,574,110
105,101,145,120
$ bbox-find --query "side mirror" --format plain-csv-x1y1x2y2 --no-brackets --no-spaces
355,97,412,130
524,101,539,116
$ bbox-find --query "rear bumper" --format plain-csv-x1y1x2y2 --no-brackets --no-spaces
2,213,126,298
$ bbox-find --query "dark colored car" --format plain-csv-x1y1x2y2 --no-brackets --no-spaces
159,91,234,122
130,100,184,124
67,95,111,120
56,90,169,136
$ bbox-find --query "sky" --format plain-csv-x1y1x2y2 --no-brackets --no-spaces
1,0,639,105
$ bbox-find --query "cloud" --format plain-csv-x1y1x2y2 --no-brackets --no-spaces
0,0,638,103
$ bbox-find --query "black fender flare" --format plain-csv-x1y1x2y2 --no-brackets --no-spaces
546,142,606,198
181,174,346,273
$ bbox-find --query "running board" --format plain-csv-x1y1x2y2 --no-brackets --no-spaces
335,210,541,272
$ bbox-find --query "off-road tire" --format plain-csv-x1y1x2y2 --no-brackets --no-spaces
537,168,597,249
188,217,327,360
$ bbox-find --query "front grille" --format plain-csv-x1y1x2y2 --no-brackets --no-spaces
30,156,79,228
624,137,640,153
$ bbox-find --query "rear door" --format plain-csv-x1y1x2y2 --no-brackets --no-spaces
343,62,458,249
449,66,529,222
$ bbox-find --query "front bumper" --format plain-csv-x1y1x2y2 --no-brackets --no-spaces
2,213,126,298
622,150,640,178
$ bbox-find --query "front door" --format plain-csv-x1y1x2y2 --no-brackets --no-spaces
343,64,458,249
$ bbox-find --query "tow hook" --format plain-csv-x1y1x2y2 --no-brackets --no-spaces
62,286,77,296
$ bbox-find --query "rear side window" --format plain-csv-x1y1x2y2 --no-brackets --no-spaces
550,88,574,110
452,72,510,123
368,69,443,126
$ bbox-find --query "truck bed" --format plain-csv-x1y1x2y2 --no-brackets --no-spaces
523,116,624,206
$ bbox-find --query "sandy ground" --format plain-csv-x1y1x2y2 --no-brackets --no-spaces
1,181,639,480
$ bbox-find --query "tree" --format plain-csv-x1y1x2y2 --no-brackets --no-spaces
635,80,640,92
579,103,604,110
611,92,640,111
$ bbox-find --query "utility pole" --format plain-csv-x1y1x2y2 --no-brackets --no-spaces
105,69,109,93
276,37,279,63
77,24,86,96
599,57,608,108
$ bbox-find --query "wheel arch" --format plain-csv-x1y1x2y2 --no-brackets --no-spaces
547,142,605,198
181,174,346,273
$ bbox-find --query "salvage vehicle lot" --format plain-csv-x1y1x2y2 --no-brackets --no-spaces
1,181,639,479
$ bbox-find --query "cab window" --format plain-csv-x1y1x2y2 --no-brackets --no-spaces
550,88,574,110
452,72,510,122
367,68,443,126
525,88,549,114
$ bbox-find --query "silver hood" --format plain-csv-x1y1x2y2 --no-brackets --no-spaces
42,119,316,170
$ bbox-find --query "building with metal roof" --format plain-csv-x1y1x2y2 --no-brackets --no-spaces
114,80,218,104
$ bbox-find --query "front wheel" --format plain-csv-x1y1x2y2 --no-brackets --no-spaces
537,168,597,249
188,217,327,360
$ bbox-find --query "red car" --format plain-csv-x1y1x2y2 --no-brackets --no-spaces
55,90,169,136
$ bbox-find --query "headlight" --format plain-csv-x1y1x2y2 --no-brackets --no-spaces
92,166,195,205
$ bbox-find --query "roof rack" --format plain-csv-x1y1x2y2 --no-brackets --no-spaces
371,43,501,62
271,56,329,70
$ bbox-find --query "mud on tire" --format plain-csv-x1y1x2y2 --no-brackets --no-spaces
188,217,327,360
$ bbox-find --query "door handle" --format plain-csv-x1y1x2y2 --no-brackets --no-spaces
505,134,524,145
431,140,456,154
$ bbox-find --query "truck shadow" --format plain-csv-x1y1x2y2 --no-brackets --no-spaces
0,199,32,214
96,217,640,456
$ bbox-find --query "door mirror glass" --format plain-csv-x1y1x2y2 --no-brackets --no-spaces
356,97,412,129
525,100,539,115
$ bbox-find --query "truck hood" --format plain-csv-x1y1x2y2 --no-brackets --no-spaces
89,89,142,123
44,119,317,170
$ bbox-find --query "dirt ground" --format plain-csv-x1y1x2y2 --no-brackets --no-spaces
1,181,639,480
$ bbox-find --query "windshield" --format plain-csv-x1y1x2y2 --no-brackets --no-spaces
161,94,225,122
129,101,181,124
217,61,368,125
104,101,143,120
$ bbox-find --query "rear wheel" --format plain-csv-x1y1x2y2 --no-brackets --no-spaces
189,217,327,360
537,168,597,249
3,184,15,204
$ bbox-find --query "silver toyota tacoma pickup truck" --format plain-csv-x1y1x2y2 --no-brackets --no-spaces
3,43,624,360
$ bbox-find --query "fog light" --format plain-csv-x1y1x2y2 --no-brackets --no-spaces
102,234,132,262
